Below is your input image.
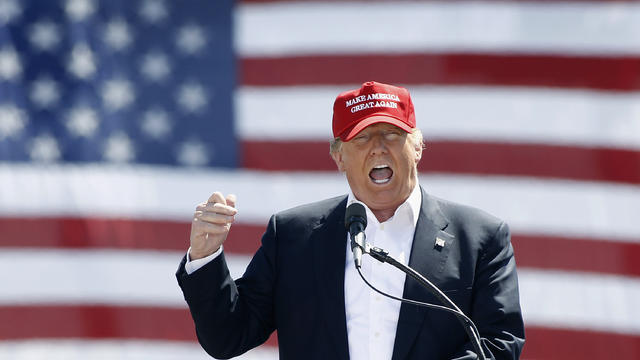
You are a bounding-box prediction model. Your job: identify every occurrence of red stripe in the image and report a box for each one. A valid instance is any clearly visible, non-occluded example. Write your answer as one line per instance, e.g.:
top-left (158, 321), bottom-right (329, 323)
top-left (512, 235), bottom-right (640, 277)
top-left (2, 218), bottom-right (640, 277)
top-left (240, 53), bottom-right (640, 92)
top-left (523, 326), bottom-right (640, 359)
top-left (0, 217), bottom-right (192, 251)
top-left (0, 217), bottom-right (264, 255)
top-left (0, 305), bottom-right (196, 341)
top-left (0, 217), bottom-right (266, 254)
top-left (241, 140), bottom-right (640, 185)
top-left (0, 305), bottom-right (278, 347)
top-left (1, 305), bottom-right (638, 359)
top-left (241, 141), bottom-right (336, 172)
top-left (241, 0), bottom-right (633, 3)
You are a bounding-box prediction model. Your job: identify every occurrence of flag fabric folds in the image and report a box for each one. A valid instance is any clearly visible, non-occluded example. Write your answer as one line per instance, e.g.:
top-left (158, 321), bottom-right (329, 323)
top-left (1, 1), bottom-right (640, 359)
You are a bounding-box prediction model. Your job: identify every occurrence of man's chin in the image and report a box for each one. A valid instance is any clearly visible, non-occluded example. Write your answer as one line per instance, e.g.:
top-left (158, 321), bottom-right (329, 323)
top-left (362, 187), bottom-right (402, 204)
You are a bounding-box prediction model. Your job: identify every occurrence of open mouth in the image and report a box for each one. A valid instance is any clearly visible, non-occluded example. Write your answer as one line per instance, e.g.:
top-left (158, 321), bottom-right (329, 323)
top-left (369, 164), bottom-right (393, 184)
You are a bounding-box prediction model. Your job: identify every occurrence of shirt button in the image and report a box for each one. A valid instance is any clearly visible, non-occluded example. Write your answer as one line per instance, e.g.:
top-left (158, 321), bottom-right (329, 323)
top-left (375, 332), bottom-right (380, 338)
top-left (376, 295), bottom-right (381, 301)
top-left (380, 224), bottom-right (385, 230)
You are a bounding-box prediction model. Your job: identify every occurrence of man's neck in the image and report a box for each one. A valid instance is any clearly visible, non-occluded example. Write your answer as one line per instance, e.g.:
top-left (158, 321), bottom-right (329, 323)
top-left (371, 208), bottom-right (396, 223)
top-left (351, 183), bottom-right (421, 224)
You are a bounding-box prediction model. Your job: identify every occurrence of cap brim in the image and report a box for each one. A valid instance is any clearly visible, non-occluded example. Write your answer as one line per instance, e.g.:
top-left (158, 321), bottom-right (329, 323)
top-left (340, 114), bottom-right (414, 141)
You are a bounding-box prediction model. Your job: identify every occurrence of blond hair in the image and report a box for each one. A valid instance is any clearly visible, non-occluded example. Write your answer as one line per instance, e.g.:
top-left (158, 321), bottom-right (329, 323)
top-left (329, 128), bottom-right (424, 155)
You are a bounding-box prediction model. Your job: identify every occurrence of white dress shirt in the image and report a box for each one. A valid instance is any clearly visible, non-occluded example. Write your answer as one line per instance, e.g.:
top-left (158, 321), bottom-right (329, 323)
top-left (184, 184), bottom-right (422, 360)
top-left (344, 184), bottom-right (421, 360)
top-left (184, 245), bottom-right (222, 274)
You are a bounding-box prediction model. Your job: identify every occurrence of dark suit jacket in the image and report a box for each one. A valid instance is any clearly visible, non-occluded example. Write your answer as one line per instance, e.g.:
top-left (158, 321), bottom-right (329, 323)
top-left (176, 187), bottom-right (525, 359)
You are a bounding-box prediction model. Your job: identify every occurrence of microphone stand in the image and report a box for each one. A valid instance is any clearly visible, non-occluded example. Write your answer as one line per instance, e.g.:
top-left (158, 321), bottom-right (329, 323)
top-left (361, 242), bottom-right (487, 360)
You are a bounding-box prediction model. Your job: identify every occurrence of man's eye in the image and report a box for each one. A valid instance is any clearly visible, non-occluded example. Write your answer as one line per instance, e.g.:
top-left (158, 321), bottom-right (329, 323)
top-left (384, 131), bottom-right (401, 139)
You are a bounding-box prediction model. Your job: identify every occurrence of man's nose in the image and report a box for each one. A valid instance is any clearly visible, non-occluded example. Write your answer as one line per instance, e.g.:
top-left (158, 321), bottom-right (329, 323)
top-left (370, 134), bottom-right (388, 155)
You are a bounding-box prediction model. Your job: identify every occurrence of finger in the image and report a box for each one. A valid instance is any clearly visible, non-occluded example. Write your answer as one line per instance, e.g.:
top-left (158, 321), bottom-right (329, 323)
top-left (195, 221), bottom-right (231, 236)
top-left (226, 194), bottom-right (237, 209)
top-left (201, 202), bottom-right (237, 215)
top-left (195, 211), bottom-right (235, 224)
top-left (207, 191), bottom-right (226, 205)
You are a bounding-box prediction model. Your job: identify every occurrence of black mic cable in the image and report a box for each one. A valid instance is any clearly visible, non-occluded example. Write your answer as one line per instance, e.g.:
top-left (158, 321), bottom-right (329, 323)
top-left (358, 246), bottom-right (486, 360)
top-left (356, 265), bottom-right (473, 320)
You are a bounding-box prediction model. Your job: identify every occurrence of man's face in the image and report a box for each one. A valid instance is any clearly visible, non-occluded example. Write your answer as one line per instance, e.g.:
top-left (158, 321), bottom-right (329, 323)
top-left (332, 122), bottom-right (422, 215)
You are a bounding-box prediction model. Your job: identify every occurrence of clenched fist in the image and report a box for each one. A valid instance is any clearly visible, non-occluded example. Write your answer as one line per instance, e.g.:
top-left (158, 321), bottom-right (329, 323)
top-left (189, 192), bottom-right (237, 260)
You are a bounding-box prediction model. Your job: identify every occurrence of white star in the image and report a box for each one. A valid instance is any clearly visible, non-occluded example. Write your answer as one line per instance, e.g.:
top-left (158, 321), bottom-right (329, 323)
top-left (103, 132), bottom-right (135, 163)
top-left (66, 105), bottom-right (99, 137)
top-left (65, 0), bottom-right (96, 22)
top-left (141, 108), bottom-right (171, 140)
top-left (176, 139), bottom-right (209, 167)
top-left (101, 78), bottom-right (135, 111)
top-left (0, 0), bottom-right (21, 25)
top-left (30, 76), bottom-right (60, 109)
top-left (140, 52), bottom-right (171, 82)
top-left (103, 18), bottom-right (133, 51)
top-left (0, 47), bottom-right (22, 81)
top-left (29, 20), bottom-right (61, 52)
top-left (176, 24), bottom-right (207, 55)
top-left (176, 82), bottom-right (208, 113)
top-left (67, 43), bottom-right (96, 79)
top-left (29, 133), bottom-right (61, 163)
top-left (0, 104), bottom-right (27, 139)
top-left (139, 0), bottom-right (167, 24)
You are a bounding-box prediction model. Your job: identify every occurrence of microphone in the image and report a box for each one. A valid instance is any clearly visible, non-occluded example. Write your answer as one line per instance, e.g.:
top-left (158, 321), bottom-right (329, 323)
top-left (345, 203), bottom-right (367, 268)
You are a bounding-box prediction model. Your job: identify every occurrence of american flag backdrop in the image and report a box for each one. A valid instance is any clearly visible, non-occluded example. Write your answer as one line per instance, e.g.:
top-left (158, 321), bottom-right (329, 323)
top-left (1, 0), bottom-right (640, 359)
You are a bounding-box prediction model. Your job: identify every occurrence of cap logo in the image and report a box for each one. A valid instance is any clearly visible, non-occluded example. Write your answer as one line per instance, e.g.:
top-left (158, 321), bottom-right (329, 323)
top-left (332, 81), bottom-right (415, 141)
top-left (345, 93), bottom-right (401, 114)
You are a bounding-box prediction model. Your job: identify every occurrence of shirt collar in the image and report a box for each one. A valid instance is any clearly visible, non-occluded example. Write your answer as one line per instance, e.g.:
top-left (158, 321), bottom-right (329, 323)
top-left (347, 182), bottom-right (422, 227)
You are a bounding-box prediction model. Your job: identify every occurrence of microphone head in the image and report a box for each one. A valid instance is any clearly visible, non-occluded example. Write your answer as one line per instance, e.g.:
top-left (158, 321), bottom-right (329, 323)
top-left (345, 202), bottom-right (367, 230)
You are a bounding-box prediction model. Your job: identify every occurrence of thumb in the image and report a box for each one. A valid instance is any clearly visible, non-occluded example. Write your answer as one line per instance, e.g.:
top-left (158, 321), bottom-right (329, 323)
top-left (226, 193), bottom-right (237, 209)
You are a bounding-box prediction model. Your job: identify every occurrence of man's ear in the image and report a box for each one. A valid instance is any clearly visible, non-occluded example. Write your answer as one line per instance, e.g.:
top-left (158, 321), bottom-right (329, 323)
top-left (414, 142), bottom-right (423, 163)
top-left (331, 150), bottom-right (345, 172)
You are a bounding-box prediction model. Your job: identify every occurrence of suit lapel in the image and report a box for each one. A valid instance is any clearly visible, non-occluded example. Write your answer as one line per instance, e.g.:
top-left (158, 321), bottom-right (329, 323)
top-left (392, 188), bottom-right (451, 360)
top-left (312, 196), bottom-right (350, 360)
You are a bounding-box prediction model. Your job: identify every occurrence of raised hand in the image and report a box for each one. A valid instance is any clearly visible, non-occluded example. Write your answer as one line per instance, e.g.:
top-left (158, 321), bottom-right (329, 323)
top-left (189, 192), bottom-right (237, 260)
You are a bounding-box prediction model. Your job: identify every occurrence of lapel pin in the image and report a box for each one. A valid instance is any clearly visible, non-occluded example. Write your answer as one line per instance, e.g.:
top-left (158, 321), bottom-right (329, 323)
top-left (434, 237), bottom-right (446, 250)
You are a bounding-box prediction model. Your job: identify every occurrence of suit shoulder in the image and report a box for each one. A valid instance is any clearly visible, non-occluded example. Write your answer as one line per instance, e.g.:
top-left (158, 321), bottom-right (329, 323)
top-left (429, 194), bottom-right (505, 229)
top-left (428, 194), bottom-right (511, 250)
top-left (275, 195), bottom-right (347, 223)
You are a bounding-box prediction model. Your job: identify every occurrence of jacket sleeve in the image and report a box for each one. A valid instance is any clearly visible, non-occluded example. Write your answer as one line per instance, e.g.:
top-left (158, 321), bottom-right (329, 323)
top-left (450, 221), bottom-right (526, 360)
top-left (175, 215), bottom-right (278, 359)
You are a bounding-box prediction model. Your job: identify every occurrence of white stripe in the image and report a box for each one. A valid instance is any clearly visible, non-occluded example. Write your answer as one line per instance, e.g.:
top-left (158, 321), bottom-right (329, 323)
top-left (1, 164), bottom-right (640, 242)
top-left (236, 86), bottom-right (640, 149)
top-left (237, 2), bottom-right (640, 56)
top-left (0, 249), bottom-right (251, 306)
top-left (236, 86), bottom-right (335, 140)
top-left (423, 174), bottom-right (640, 243)
top-left (519, 269), bottom-right (640, 335)
top-left (0, 340), bottom-right (277, 360)
top-left (2, 250), bottom-right (640, 336)
top-left (0, 163), bottom-right (349, 222)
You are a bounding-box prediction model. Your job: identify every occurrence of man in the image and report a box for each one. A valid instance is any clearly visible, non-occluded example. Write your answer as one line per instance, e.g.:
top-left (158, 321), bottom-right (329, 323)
top-left (176, 81), bottom-right (525, 359)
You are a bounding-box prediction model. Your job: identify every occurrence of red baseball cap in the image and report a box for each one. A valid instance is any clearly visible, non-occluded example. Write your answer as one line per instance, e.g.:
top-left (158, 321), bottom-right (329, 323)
top-left (332, 81), bottom-right (416, 141)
